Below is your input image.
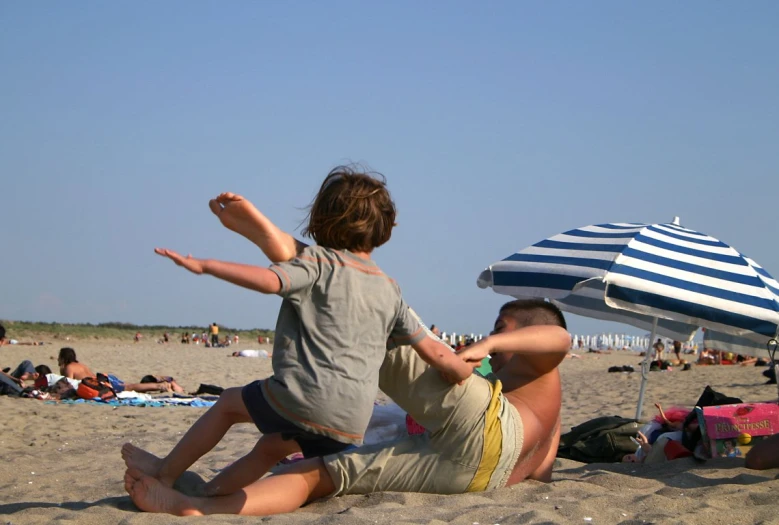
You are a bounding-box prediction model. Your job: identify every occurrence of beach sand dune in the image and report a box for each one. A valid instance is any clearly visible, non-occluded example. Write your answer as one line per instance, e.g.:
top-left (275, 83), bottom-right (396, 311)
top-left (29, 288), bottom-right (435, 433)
top-left (1, 342), bottom-right (777, 524)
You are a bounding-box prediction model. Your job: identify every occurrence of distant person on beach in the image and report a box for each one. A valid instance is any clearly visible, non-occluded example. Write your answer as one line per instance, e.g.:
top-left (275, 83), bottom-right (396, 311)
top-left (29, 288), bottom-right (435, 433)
top-left (672, 340), bottom-right (682, 362)
top-left (130, 167), bottom-right (471, 497)
top-left (0, 326), bottom-right (24, 395)
top-left (0, 324), bottom-right (44, 346)
top-left (653, 339), bottom-right (664, 361)
top-left (4, 360), bottom-right (51, 382)
top-left (123, 192), bottom-right (569, 517)
top-left (0, 369), bottom-right (23, 395)
top-left (58, 347), bottom-right (95, 380)
top-left (134, 332), bottom-right (142, 343)
top-left (231, 349), bottom-right (269, 358)
top-left (58, 347), bottom-right (183, 393)
top-left (209, 324), bottom-right (219, 347)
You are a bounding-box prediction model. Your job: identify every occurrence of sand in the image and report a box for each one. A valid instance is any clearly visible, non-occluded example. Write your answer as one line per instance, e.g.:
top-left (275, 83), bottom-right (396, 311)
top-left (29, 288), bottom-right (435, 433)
top-left (1, 341), bottom-right (777, 524)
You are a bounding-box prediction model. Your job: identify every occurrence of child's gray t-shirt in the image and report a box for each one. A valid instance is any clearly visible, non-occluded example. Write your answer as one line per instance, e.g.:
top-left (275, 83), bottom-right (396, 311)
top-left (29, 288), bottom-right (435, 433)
top-left (265, 244), bottom-right (425, 445)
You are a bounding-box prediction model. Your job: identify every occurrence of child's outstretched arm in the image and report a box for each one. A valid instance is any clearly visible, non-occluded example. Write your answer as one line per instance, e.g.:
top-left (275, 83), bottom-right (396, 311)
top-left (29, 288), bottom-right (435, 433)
top-left (411, 336), bottom-right (474, 384)
top-left (155, 248), bottom-right (281, 294)
top-left (457, 325), bottom-right (571, 375)
top-left (209, 192), bottom-right (306, 262)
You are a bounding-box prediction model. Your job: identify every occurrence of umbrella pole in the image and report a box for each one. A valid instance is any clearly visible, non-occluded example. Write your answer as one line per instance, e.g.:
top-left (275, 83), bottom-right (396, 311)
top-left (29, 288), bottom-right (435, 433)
top-left (769, 339), bottom-right (778, 402)
top-left (635, 317), bottom-right (659, 421)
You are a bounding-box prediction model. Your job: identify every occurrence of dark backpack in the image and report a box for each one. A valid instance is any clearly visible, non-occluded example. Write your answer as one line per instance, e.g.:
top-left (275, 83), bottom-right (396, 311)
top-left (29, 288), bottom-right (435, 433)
top-left (557, 416), bottom-right (641, 463)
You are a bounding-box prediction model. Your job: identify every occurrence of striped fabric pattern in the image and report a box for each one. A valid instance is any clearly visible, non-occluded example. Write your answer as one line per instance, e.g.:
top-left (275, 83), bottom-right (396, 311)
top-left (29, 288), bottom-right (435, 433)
top-left (703, 330), bottom-right (769, 358)
top-left (477, 222), bottom-right (779, 344)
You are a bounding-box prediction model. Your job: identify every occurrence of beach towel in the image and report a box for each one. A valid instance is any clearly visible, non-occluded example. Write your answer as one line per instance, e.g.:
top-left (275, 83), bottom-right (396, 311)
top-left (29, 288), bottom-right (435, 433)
top-left (46, 396), bottom-right (217, 408)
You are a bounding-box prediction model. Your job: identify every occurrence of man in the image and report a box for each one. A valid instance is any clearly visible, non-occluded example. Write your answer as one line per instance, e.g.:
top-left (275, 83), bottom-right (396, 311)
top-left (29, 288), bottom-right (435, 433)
top-left (209, 323), bottom-right (219, 347)
top-left (0, 325), bottom-right (24, 395)
top-left (123, 193), bottom-right (570, 516)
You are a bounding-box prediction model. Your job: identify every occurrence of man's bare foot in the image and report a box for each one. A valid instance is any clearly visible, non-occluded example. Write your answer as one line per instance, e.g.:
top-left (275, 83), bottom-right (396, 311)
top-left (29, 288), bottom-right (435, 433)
top-left (124, 468), bottom-right (203, 516)
top-left (209, 192), bottom-right (269, 248)
top-left (122, 444), bottom-right (174, 484)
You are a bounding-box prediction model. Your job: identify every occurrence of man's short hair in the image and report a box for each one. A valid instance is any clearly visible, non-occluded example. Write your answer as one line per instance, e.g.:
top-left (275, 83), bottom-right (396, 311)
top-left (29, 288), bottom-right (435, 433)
top-left (35, 364), bottom-right (52, 376)
top-left (498, 299), bottom-right (567, 330)
top-left (0, 324), bottom-right (5, 340)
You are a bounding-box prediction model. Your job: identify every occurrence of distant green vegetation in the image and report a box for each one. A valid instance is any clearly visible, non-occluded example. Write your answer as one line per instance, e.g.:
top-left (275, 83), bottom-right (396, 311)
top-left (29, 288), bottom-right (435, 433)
top-left (1, 320), bottom-right (274, 342)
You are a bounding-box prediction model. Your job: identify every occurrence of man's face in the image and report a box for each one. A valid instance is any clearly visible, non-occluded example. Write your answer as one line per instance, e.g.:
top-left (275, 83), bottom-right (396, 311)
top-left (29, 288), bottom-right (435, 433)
top-left (489, 314), bottom-right (518, 373)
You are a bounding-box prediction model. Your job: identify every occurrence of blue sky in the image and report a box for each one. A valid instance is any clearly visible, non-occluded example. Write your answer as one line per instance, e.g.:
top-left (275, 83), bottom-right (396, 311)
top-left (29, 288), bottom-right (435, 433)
top-left (2, 2), bottom-right (777, 338)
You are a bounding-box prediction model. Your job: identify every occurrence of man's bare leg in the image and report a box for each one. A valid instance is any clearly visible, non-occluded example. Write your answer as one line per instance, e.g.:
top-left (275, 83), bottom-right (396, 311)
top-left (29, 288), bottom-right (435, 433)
top-left (208, 192), bottom-right (301, 261)
top-left (204, 433), bottom-right (302, 496)
top-left (125, 458), bottom-right (335, 516)
top-left (122, 387), bottom-right (252, 486)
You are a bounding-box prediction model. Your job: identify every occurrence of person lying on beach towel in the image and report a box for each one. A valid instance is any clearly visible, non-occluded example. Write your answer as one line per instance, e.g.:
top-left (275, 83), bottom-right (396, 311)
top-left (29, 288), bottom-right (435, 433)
top-left (123, 196), bottom-right (569, 516)
top-left (57, 348), bottom-right (184, 394)
top-left (230, 349), bottom-right (270, 358)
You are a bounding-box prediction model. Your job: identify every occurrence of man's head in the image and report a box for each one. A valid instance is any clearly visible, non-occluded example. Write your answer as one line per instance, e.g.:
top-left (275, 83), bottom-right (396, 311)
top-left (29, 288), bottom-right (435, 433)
top-left (0, 323), bottom-right (5, 345)
top-left (35, 364), bottom-right (52, 377)
top-left (303, 165), bottom-right (396, 253)
top-left (490, 299), bottom-right (567, 373)
top-left (58, 347), bottom-right (77, 366)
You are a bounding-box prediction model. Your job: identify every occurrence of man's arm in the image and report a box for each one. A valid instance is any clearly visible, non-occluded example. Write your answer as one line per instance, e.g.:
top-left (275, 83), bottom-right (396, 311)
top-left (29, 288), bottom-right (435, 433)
top-left (411, 336), bottom-right (473, 384)
top-left (458, 325), bottom-right (571, 375)
top-left (155, 249), bottom-right (281, 294)
top-left (1, 370), bottom-right (23, 387)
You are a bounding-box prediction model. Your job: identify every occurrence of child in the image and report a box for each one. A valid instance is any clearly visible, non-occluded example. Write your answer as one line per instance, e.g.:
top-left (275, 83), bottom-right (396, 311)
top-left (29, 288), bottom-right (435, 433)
top-left (123, 166), bottom-right (472, 495)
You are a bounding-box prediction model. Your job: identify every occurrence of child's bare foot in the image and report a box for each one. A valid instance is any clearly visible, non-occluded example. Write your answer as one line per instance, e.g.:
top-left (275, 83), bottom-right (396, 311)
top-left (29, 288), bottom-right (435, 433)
top-left (122, 444), bottom-right (171, 483)
top-left (209, 193), bottom-right (269, 248)
top-left (124, 468), bottom-right (203, 516)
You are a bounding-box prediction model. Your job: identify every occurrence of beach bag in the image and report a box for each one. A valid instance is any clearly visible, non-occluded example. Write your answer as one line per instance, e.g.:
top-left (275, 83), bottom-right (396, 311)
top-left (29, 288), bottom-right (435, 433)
top-left (557, 416), bottom-right (641, 463)
top-left (77, 374), bottom-right (116, 401)
top-left (681, 385), bottom-right (743, 453)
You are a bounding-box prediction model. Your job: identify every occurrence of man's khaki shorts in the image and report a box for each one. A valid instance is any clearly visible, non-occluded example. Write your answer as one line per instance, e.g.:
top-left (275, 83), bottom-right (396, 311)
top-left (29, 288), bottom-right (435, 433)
top-left (323, 345), bottom-right (523, 495)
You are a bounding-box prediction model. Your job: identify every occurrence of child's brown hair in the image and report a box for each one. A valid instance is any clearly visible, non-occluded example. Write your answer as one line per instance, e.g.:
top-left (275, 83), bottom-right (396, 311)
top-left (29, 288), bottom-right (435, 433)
top-left (302, 165), bottom-right (396, 252)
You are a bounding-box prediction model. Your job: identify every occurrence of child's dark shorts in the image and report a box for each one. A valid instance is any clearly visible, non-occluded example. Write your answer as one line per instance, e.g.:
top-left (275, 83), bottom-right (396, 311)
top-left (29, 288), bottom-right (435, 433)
top-left (241, 380), bottom-right (355, 458)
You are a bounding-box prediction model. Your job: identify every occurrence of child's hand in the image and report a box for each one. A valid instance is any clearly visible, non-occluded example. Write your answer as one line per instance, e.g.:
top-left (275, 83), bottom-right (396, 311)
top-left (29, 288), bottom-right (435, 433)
top-left (636, 431), bottom-right (652, 453)
top-left (155, 248), bottom-right (205, 275)
top-left (457, 339), bottom-right (492, 368)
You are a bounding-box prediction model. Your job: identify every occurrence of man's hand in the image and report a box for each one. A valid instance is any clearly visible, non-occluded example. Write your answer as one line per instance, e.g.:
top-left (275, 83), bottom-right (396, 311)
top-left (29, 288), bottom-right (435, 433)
top-left (154, 248), bottom-right (205, 275)
top-left (439, 358), bottom-right (473, 385)
top-left (457, 338), bottom-right (493, 368)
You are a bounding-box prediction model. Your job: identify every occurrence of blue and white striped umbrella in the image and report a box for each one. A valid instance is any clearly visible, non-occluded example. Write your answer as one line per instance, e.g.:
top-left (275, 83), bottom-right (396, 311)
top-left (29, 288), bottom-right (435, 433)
top-left (477, 219), bottom-right (779, 417)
